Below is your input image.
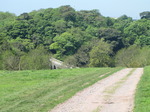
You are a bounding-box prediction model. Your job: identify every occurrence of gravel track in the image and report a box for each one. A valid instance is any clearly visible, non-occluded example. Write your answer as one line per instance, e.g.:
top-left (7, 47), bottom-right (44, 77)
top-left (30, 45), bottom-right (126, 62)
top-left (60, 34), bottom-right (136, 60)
top-left (100, 68), bottom-right (143, 112)
top-left (49, 68), bottom-right (143, 112)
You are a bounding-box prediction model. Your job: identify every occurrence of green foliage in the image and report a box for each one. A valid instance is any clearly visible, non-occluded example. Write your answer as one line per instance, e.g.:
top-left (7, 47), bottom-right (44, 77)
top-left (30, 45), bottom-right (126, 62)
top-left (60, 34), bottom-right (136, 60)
top-left (123, 19), bottom-right (150, 46)
top-left (96, 27), bottom-right (122, 51)
top-left (135, 35), bottom-right (150, 46)
top-left (2, 50), bottom-right (20, 70)
top-left (134, 66), bottom-right (150, 112)
top-left (0, 67), bottom-right (121, 112)
top-left (113, 15), bottom-right (132, 32)
top-left (53, 20), bottom-right (67, 34)
top-left (115, 45), bottom-right (150, 67)
top-left (0, 46), bottom-right (50, 70)
top-left (0, 12), bottom-right (16, 28)
top-left (140, 11), bottom-right (150, 19)
top-left (76, 9), bottom-right (104, 28)
top-left (17, 13), bottom-right (32, 20)
top-left (50, 32), bottom-right (75, 57)
top-left (50, 28), bottom-right (88, 58)
top-left (89, 39), bottom-right (113, 67)
top-left (20, 47), bottom-right (50, 70)
top-left (64, 43), bottom-right (93, 67)
top-left (1, 6), bottom-right (150, 69)
top-left (59, 5), bottom-right (76, 22)
top-left (9, 37), bottom-right (34, 52)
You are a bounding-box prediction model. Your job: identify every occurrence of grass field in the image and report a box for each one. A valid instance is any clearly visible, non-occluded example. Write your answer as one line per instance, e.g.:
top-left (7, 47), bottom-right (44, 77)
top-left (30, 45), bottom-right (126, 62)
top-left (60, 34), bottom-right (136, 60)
top-left (134, 66), bottom-right (150, 112)
top-left (0, 67), bottom-right (121, 112)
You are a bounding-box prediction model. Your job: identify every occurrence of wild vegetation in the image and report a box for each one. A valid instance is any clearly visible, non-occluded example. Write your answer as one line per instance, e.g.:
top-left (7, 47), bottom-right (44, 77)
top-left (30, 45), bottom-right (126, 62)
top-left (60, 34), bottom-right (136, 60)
top-left (0, 6), bottom-right (150, 111)
top-left (0, 67), bottom-right (121, 112)
top-left (134, 66), bottom-right (150, 112)
top-left (0, 6), bottom-right (150, 70)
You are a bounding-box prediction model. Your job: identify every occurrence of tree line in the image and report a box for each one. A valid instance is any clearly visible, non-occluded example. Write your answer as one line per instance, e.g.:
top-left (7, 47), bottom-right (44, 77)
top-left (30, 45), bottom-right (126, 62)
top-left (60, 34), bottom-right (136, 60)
top-left (0, 5), bottom-right (150, 70)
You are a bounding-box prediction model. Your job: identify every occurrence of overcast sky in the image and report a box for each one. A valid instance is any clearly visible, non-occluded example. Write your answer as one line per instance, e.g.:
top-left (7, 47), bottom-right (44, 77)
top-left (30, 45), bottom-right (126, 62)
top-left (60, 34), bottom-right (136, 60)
top-left (1, 0), bottom-right (150, 19)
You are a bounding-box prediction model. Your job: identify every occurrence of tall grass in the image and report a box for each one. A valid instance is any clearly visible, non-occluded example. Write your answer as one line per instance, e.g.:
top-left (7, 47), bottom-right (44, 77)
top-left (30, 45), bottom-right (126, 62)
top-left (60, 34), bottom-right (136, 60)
top-left (0, 67), bottom-right (121, 112)
top-left (134, 66), bottom-right (150, 112)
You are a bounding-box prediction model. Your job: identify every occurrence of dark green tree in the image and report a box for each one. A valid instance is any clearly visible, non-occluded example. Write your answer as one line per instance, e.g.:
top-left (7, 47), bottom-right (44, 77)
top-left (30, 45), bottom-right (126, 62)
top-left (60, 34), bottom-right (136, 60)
top-left (140, 11), bottom-right (150, 19)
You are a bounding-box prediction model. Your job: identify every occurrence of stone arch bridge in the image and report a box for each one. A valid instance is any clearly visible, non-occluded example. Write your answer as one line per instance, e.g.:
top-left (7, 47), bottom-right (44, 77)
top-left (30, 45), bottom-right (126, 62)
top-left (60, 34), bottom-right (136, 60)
top-left (50, 58), bottom-right (69, 69)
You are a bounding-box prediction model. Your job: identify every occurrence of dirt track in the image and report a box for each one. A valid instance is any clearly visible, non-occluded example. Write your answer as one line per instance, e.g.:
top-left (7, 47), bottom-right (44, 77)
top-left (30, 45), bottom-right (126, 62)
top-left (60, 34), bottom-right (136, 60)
top-left (49, 68), bottom-right (143, 112)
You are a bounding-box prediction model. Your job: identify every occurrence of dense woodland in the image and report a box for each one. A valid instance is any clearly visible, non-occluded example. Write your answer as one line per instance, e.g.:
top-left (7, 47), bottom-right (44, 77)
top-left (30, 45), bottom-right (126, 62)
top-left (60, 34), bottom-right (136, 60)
top-left (0, 5), bottom-right (150, 70)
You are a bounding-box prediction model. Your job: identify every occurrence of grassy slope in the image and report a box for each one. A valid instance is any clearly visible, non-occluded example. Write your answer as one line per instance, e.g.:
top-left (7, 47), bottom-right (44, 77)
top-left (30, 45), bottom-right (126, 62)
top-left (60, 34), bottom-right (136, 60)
top-left (0, 67), bottom-right (121, 112)
top-left (134, 66), bottom-right (150, 112)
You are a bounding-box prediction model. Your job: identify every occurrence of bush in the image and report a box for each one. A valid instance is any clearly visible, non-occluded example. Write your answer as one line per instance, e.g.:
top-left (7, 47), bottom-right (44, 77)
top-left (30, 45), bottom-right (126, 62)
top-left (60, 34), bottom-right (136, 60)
top-left (64, 44), bottom-right (91, 67)
top-left (115, 45), bottom-right (150, 67)
top-left (89, 39), bottom-right (113, 67)
top-left (2, 50), bottom-right (20, 70)
top-left (20, 47), bottom-right (50, 70)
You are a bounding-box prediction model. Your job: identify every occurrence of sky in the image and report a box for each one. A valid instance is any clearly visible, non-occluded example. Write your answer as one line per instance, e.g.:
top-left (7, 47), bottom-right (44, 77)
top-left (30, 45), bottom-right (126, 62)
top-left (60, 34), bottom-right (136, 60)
top-left (0, 0), bottom-right (150, 19)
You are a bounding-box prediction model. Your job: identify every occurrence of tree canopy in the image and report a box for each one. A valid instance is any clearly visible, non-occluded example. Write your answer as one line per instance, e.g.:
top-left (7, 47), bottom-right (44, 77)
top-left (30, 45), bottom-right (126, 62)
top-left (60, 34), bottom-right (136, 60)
top-left (0, 5), bottom-right (150, 69)
top-left (140, 11), bottom-right (150, 19)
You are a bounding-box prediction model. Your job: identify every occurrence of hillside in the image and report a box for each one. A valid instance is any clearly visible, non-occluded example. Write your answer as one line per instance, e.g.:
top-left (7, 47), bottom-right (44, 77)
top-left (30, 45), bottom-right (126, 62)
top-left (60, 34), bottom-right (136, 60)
top-left (0, 6), bottom-right (150, 70)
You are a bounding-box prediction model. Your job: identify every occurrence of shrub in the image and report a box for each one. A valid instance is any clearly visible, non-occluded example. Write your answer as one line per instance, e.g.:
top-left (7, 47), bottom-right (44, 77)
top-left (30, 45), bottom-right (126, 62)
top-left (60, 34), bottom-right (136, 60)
top-left (115, 45), bottom-right (150, 67)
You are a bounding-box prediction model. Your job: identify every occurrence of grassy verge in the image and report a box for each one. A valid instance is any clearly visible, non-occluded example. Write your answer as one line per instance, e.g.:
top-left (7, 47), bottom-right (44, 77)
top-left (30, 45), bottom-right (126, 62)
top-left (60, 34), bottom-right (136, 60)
top-left (134, 66), bottom-right (150, 112)
top-left (0, 67), bottom-right (122, 112)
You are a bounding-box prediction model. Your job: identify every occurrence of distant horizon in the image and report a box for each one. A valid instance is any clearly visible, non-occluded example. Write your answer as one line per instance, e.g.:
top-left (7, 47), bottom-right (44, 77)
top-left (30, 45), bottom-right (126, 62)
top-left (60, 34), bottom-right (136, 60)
top-left (1, 5), bottom-right (142, 19)
top-left (1, 0), bottom-right (150, 19)
top-left (0, 5), bottom-right (144, 20)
